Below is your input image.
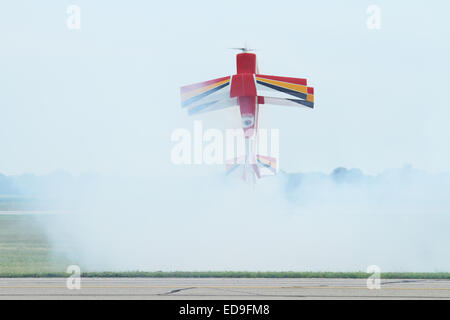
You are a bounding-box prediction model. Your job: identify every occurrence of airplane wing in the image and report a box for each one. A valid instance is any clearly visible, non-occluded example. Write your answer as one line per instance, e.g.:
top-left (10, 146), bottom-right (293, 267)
top-left (255, 74), bottom-right (314, 109)
top-left (180, 76), bottom-right (238, 115)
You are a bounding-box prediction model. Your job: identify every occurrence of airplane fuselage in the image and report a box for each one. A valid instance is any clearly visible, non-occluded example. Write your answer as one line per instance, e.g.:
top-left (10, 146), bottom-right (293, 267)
top-left (229, 53), bottom-right (260, 139)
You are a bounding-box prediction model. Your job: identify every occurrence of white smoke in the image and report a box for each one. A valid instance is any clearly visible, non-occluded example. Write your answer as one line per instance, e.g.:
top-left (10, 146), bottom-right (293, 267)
top-left (31, 165), bottom-right (450, 272)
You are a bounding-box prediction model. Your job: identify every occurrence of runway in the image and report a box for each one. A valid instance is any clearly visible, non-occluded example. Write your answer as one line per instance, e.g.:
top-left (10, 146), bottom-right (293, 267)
top-left (1, 278), bottom-right (450, 299)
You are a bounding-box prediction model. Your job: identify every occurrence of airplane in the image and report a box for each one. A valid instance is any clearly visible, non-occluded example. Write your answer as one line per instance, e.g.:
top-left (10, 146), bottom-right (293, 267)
top-left (180, 47), bottom-right (314, 183)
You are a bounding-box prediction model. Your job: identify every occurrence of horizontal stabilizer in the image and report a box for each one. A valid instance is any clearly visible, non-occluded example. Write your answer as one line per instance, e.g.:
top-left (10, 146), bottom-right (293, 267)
top-left (256, 154), bottom-right (277, 175)
top-left (226, 156), bottom-right (245, 175)
top-left (226, 155), bottom-right (277, 179)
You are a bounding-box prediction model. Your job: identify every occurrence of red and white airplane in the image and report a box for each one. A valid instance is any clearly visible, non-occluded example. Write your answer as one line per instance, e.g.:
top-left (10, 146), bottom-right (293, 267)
top-left (180, 48), bottom-right (314, 182)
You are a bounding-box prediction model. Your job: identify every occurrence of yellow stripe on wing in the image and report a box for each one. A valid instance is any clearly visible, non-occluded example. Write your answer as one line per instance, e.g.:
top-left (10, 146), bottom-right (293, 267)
top-left (181, 78), bottom-right (230, 101)
top-left (256, 77), bottom-right (308, 94)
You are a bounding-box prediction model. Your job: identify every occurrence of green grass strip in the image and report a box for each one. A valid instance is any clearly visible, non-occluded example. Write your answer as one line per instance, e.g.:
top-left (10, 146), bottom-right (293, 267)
top-left (0, 271), bottom-right (449, 279)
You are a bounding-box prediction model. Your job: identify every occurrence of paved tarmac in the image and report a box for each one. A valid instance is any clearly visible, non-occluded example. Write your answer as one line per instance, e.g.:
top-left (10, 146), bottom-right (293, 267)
top-left (1, 278), bottom-right (449, 299)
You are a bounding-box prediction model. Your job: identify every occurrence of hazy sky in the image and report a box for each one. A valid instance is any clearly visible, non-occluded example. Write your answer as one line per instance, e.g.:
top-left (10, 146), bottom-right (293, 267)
top-left (1, 1), bottom-right (449, 176)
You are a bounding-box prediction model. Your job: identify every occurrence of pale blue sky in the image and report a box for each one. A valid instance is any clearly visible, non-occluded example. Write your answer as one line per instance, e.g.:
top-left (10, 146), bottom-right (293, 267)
top-left (1, 1), bottom-right (449, 176)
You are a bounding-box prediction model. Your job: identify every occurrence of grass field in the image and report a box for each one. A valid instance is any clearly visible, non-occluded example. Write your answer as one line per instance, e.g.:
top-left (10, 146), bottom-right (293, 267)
top-left (1, 271), bottom-right (449, 279)
top-left (0, 214), bottom-right (71, 274)
top-left (1, 213), bottom-right (449, 279)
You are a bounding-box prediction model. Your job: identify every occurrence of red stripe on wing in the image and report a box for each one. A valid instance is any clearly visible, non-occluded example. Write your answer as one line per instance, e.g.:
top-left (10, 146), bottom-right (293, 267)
top-left (256, 74), bottom-right (307, 86)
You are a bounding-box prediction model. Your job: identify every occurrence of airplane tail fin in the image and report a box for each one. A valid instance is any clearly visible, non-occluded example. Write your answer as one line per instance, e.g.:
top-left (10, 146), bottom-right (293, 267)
top-left (226, 155), bottom-right (277, 181)
top-left (255, 154), bottom-right (277, 176)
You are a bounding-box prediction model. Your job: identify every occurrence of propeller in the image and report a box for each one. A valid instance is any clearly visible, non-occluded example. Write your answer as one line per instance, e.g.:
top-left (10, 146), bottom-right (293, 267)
top-left (229, 42), bottom-right (255, 53)
top-left (230, 47), bottom-right (255, 53)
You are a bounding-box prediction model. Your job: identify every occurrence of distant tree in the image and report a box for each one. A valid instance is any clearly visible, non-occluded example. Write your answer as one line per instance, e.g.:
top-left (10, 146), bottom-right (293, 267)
top-left (0, 173), bottom-right (16, 194)
top-left (332, 167), bottom-right (363, 183)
